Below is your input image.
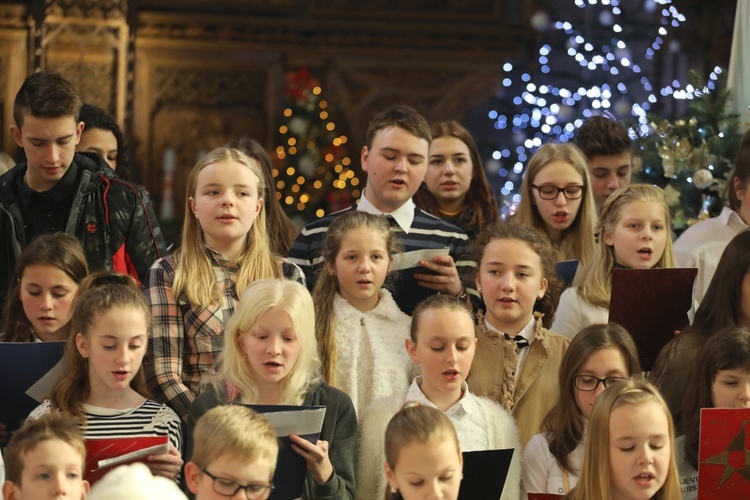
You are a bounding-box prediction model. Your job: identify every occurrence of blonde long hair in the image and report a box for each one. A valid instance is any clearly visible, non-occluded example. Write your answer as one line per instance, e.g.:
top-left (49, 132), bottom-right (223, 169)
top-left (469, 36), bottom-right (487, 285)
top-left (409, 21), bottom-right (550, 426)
top-left (206, 279), bottom-right (321, 405)
top-left (566, 379), bottom-right (681, 500)
top-left (577, 183), bottom-right (675, 308)
top-left (516, 143), bottom-right (597, 266)
top-left (172, 147), bottom-right (281, 308)
top-left (312, 211), bottom-right (399, 385)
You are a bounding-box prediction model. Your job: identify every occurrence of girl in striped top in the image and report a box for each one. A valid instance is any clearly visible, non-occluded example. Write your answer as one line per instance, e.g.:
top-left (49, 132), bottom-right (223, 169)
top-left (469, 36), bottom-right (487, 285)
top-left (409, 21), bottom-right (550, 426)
top-left (29, 272), bottom-right (183, 481)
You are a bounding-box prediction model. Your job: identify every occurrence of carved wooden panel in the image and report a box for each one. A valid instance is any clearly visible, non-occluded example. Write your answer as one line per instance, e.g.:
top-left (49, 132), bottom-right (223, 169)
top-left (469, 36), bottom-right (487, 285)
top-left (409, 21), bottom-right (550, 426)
top-left (132, 44), bottom-right (282, 223)
top-left (0, 4), bottom-right (29, 156)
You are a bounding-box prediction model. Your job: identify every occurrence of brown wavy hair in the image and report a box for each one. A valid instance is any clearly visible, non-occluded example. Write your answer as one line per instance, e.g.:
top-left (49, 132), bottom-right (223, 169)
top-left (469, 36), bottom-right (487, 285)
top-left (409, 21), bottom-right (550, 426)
top-left (49, 272), bottom-right (151, 424)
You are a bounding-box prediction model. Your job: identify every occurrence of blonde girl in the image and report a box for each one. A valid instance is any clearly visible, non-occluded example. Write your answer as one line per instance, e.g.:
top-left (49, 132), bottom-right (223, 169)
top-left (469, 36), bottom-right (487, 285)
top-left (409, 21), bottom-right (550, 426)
top-left (552, 184), bottom-right (675, 338)
top-left (144, 146), bottom-right (303, 419)
top-left (187, 278), bottom-right (357, 500)
top-left (564, 379), bottom-right (680, 500)
top-left (29, 272), bottom-right (183, 481)
top-left (523, 323), bottom-right (640, 497)
top-left (313, 211), bottom-right (412, 415)
top-left (2, 233), bottom-right (88, 342)
top-left (516, 143), bottom-right (597, 266)
top-left (468, 220), bottom-right (569, 447)
top-left (359, 294), bottom-right (521, 500)
top-left (383, 404), bottom-right (463, 500)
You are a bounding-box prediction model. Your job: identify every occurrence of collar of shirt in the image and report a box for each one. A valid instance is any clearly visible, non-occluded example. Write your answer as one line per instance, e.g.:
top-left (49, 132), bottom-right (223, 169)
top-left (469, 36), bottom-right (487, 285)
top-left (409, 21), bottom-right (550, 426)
top-left (16, 160), bottom-right (79, 207)
top-left (405, 376), bottom-right (478, 417)
top-left (483, 315), bottom-right (537, 349)
top-left (721, 205), bottom-right (749, 232)
top-left (357, 189), bottom-right (416, 234)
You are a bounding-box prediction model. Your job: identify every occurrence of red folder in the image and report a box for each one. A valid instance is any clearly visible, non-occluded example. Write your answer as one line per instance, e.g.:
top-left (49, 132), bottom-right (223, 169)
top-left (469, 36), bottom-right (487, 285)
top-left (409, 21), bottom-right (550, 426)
top-left (84, 435), bottom-right (169, 484)
top-left (608, 268), bottom-right (697, 371)
top-left (527, 494), bottom-right (564, 500)
top-left (698, 408), bottom-right (750, 499)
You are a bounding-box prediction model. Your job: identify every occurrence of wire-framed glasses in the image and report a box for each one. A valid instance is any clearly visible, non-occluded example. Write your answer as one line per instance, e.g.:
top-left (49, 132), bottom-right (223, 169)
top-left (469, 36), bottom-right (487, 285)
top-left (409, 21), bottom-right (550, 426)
top-left (574, 375), bottom-right (627, 392)
top-left (202, 469), bottom-right (275, 500)
top-left (532, 184), bottom-right (584, 200)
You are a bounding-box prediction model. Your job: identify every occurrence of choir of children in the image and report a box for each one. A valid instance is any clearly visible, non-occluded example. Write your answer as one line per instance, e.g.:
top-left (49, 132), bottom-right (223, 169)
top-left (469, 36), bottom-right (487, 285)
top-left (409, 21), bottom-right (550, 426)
top-left (2, 74), bottom-right (746, 499)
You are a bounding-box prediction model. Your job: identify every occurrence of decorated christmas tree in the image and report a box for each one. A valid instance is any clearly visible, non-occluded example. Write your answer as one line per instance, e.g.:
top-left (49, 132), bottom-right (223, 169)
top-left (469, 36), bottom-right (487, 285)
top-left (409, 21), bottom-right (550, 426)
top-left (274, 68), bottom-right (359, 221)
top-left (634, 70), bottom-right (744, 232)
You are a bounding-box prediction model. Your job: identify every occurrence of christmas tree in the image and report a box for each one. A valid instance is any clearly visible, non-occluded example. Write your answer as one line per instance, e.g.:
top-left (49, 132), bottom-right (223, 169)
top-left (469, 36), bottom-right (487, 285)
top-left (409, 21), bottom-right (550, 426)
top-left (634, 70), bottom-right (744, 232)
top-left (274, 68), bottom-right (359, 221)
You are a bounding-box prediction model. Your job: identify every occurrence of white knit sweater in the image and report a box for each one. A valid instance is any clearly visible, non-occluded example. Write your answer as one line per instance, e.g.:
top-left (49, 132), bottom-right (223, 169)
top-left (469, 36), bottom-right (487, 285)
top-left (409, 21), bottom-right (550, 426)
top-left (332, 290), bottom-right (413, 416)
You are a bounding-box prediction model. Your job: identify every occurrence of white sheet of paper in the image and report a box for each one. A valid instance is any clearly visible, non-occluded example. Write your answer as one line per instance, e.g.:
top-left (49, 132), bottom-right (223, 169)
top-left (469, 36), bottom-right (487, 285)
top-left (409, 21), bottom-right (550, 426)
top-left (96, 441), bottom-right (170, 470)
top-left (263, 407), bottom-right (327, 437)
top-left (391, 248), bottom-right (450, 271)
top-left (26, 356), bottom-right (70, 403)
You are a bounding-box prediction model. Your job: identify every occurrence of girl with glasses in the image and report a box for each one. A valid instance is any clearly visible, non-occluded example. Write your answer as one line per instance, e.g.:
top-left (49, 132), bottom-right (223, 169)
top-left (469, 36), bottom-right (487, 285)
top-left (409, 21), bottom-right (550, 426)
top-left (516, 143), bottom-right (597, 267)
top-left (523, 323), bottom-right (640, 498)
top-left (551, 184), bottom-right (675, 338)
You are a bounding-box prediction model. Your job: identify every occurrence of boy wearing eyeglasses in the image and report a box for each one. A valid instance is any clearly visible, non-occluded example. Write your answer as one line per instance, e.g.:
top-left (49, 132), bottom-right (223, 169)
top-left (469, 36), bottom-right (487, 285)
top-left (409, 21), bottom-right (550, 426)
top-left (185, 406), bottom-right (278, 500)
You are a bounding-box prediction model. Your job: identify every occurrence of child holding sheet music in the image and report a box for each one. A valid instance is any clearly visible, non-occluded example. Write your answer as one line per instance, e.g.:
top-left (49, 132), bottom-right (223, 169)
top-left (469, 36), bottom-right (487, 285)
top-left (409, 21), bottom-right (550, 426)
top-left (552, 184), bottom-right (675, 338)
top-left (187, 278), bottom-right (357, 500)
top-left (358, 294), bottom-right (521, 500)
top-left (515, 143), bottom-right (597, 267)
top-left (383, 404), bottom-right (463, 500)
top-left (678, 325), bottom-right (750, 499)
top-left (185, 405), bottom-right (278, 500)
top-left (523, 323), bottom-right (640, 497)
top-left (563, 379), bottom-right (681, 500)
top-left (651, 229), bottom-right (750, 433)
top-left (1, 233), bottom-right (88, 342)
top-left (312, 211), bottom-right (412, 415)
top-left (28, 272), bottom-right (183, 481)
top-left (2, 413), bottom-right (90, 500)
top-left (143, 147), bottom-right (303, 420)
top-left (467, 220), bottom-right (569, 447)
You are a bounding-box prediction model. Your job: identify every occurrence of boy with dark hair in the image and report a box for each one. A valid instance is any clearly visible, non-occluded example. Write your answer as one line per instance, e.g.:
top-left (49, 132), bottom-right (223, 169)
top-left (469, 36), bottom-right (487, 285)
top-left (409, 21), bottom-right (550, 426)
top-left (575, 115), bottom-right (633, 210)
top-left (2, 413), bottom-right (90, 500)
top-left (288, 104), bottom-right (475, 315)
top-left (0, 71), bottom-right (166, 311)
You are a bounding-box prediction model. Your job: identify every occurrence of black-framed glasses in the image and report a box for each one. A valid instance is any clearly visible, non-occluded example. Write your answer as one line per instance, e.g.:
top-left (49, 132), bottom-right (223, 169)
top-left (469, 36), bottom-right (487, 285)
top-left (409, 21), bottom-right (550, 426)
top-left (532, 184), bottom-right (584, 200)
top-left (202, 469), bottom-right (275, 500)
top-left (574, 375), bottom-right (627, 392)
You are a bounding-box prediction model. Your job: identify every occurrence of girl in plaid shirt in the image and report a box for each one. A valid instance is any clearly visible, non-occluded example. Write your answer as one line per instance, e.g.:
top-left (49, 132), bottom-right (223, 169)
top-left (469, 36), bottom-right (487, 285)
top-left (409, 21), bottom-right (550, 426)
top-left (143, 147), bottom-right (303, 419)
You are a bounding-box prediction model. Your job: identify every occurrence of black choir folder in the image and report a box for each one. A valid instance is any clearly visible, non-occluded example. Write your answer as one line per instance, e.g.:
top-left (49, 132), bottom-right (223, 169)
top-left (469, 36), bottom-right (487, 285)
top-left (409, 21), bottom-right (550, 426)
top-left (608, 268), bottom-right (697, 371)
top-left (245, 404), bottom-right (326, 500)
top-left (0, 341), bottom-right (67, 435)
top-left (457, 448), bottom-right (514, 500)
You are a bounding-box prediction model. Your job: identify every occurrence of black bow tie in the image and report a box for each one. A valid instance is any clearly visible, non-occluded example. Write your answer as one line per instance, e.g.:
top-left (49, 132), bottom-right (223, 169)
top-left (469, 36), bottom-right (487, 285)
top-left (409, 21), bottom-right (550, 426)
top-left (504, 333), bottom-right (529, 349)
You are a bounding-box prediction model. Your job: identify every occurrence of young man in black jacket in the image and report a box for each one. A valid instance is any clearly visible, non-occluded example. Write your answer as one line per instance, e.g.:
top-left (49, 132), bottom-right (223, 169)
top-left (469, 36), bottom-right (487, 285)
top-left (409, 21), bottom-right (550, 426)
top-left (0, 71), bottom-right (166, 312)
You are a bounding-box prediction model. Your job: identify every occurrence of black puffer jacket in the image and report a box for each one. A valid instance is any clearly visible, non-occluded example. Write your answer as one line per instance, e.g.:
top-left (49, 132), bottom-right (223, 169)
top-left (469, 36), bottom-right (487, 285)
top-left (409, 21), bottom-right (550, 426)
top-left (0, 152), bottom-right (166, 310)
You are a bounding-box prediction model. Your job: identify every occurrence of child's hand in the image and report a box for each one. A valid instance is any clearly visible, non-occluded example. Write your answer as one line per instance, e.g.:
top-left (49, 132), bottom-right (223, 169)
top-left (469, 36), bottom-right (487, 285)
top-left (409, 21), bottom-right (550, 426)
top-left (147, 444), bottom-right (184, 480)
top-left (290, 434), bottom-right (334, 485)
top-left (413, 255), bottom-right (463, 296)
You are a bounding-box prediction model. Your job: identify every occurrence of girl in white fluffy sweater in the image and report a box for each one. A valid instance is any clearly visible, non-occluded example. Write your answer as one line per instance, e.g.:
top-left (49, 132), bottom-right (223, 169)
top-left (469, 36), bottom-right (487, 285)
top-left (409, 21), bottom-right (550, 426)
top-left (312, 211), bottom-right (413, 416)
top-left (358, 294), bottom-right (522, 500)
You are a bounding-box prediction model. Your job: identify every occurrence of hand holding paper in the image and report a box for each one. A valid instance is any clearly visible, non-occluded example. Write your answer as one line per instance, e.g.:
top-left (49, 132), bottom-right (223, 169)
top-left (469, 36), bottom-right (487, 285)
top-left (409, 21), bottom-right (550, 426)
top-left (146, 443), bottom-right (184, 480)
top-left (414, 254), bottom-right (462, 296)
top-left (290, 434), bottom-right (334, 485)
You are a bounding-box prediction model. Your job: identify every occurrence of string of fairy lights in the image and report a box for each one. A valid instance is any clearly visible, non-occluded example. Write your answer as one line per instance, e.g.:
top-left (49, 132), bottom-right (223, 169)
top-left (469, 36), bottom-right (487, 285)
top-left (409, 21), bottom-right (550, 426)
top-left (273, 79), bottom-right (360, 218)
top-left (484, 0), bottom-right (722, 206)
